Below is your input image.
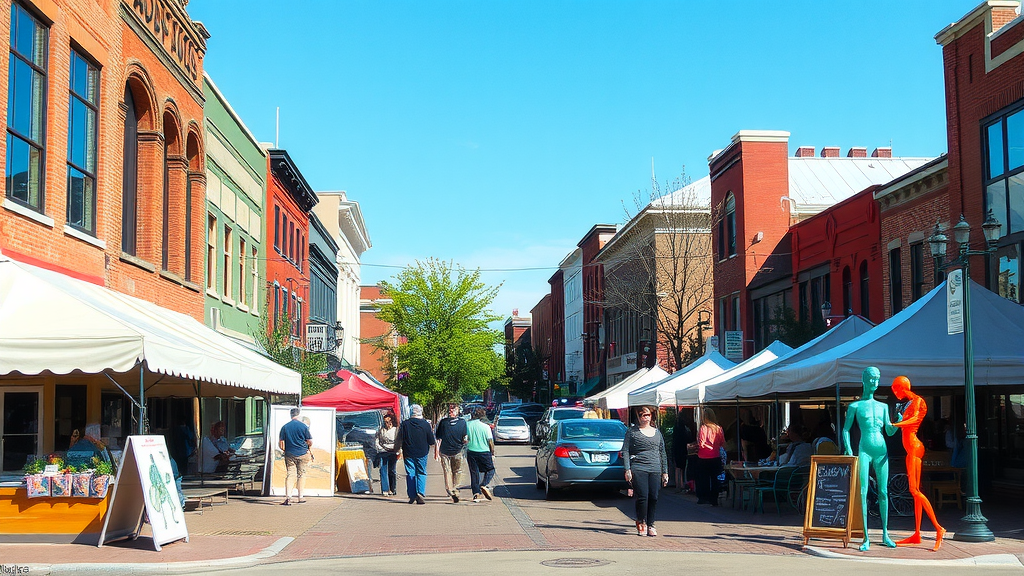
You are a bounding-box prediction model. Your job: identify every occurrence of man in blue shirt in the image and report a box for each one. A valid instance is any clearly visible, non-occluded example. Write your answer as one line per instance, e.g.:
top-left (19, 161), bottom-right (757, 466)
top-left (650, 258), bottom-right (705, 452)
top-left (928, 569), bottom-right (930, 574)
top-left (279, 407), bottom-right (313, 505)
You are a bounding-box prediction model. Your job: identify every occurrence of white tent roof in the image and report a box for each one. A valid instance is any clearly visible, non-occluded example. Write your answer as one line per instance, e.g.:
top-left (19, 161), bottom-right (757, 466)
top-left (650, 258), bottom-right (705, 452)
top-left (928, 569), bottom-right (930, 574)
top-left (0, 255), bottom-right (301, 394)
top-left (758, 280), bottom-right (1024, 396)
top-left (588, 366), bottom-right (670, 411)
top-left (675, 341), bottom-right (793, 405)
top-left (627, 349), bottom-right (735, 407)
top-left (704, 315), bottom-right (875, 403)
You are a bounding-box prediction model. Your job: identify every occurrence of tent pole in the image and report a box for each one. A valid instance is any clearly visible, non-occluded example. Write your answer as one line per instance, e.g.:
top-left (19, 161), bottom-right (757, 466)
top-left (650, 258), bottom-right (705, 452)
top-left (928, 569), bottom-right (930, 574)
top-left (835, 382), bottom-right (843, 453)
top-left (138, 362), bottom-right (146, 435)
top-left (198, 381), bottom-right (203, 480)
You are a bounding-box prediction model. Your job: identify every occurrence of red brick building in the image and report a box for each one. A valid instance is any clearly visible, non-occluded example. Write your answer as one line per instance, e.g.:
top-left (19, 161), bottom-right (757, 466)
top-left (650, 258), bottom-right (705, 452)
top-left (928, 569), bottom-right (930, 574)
top-left (0, 0), bottom-right (208, 319)
top-left (578, 224), bottom-right (616, 391)
top-left (529, 293), bottom-right (552, 400)
top-left (547, 269), bottom-right (565, 388)
top-left (709, 130), bottom-right (931, 360)
top-left (265, 149), bottom-right (317, 343)
top-left (359, 284), bottom-right (397, 384)
top-left (875, 156), bottom-right (950, 317)
top-left (789, 186), bottom-right (885, 328)
top-left (936, 2), bottom-right (1024, 302)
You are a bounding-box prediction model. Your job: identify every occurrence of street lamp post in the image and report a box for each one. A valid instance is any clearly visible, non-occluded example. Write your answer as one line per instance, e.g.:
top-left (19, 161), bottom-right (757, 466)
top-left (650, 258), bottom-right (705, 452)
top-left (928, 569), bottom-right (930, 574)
top-left (696, 309), bottom-right (711, 355)
top-left (927, 212), bottom-right (1001, 543)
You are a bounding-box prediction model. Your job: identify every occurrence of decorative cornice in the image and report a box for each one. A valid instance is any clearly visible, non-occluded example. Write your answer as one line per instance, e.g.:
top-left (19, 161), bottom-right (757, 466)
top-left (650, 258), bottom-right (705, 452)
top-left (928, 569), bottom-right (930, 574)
top-left (268, 149), bottom-right (318, 212)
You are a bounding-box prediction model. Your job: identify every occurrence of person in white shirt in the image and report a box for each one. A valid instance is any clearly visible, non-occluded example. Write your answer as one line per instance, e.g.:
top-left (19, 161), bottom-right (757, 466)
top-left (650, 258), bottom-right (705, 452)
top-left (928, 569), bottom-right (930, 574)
top-left (200, 421), bottom-right (234, 473)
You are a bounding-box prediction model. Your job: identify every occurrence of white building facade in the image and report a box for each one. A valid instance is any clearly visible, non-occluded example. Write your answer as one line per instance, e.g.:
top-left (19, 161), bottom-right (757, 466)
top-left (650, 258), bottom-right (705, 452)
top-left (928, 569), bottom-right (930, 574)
top-left (312, 191), bottom-right (371, 365)
top-left (561, 248), bottom-right (584, 388)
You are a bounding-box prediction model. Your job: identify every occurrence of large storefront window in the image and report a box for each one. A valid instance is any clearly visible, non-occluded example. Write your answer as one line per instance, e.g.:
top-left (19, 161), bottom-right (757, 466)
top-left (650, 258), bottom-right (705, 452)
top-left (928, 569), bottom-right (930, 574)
top-left (6, 3), bottom-right (48, 212)
top-left (984, 103), bottom-right (1024, 235)
top-left (1, 388), bottom-right (42, 472)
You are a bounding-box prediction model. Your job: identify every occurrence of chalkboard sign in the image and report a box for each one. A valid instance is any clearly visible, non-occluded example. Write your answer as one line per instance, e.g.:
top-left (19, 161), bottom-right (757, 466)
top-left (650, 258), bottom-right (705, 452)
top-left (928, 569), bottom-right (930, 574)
top-left (803, 455), bottom-right (862, 547)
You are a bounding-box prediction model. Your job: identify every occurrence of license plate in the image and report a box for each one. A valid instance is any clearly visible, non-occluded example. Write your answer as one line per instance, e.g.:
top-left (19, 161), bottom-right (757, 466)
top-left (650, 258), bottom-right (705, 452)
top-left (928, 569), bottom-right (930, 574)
top-left (592, 453), bottom-right (610, 463)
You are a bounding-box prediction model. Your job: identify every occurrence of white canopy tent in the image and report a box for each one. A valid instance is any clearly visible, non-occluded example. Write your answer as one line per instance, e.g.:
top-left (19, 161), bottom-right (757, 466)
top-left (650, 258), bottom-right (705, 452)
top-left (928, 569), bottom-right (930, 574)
top-left (702, 315), bottom-right (875, 403)
top-left (757, 280), bottom-right (1024, 396)
top-left (0, 255), bottom-right (301, 396)
top-left (587, 366), bottom-right (670, 411)
top-left (674, 341), bottom-right (793, 406)
top-left (627, 349), bottom-right (735, 407)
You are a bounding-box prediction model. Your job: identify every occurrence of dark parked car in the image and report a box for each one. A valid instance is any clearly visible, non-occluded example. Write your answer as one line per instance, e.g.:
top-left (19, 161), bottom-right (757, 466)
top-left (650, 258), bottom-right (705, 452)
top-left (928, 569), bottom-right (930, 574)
top-left (535, 418), bottom-right (629, 499)
top-left (533, 407), bottom-right (586, 446)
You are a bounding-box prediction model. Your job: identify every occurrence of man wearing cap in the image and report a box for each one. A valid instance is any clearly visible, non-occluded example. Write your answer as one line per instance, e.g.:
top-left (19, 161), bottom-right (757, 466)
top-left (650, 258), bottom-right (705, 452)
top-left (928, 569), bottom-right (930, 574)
top-left (434, 403), bottom-right (468, 503)
top-left (397, 404), bottom-right (435, 504)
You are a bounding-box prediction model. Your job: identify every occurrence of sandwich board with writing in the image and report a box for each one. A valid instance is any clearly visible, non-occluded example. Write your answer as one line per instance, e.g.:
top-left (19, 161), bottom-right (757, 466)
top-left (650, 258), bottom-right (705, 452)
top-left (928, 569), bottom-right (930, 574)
top-left (98, 435), bottom-right (188, 551)
top-left (803, 455), bottom-right (863, 547)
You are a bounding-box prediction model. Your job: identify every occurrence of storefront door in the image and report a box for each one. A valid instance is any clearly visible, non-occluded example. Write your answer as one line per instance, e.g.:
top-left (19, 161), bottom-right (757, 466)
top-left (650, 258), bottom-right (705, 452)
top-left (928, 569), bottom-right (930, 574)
top-left (0, 387), bottom-right (43, 472)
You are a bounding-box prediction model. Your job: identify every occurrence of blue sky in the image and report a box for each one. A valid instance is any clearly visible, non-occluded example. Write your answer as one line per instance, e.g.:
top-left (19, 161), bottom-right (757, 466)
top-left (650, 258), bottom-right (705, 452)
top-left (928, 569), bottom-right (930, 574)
top-left (191, 0), bottom-right (963, 321)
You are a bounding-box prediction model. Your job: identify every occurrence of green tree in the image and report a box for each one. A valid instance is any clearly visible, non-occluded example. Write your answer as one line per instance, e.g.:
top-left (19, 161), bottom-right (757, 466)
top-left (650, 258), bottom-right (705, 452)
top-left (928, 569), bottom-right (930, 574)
top-left (253, 318), bottom-right (329, 397)
top-left (373, 259), bottom-right (505, 420)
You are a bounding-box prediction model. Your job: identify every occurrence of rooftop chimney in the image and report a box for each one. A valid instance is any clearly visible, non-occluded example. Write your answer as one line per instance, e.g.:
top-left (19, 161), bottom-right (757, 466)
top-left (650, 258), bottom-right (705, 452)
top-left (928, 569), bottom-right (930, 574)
top-left (795, 146), bottom-right (815, 157)
top-left (847, 147), bottom-right (867, 158)
top-left (871, 147), bottom-right (892, 158)
top-left (820, 146), bottom-right (840, 158)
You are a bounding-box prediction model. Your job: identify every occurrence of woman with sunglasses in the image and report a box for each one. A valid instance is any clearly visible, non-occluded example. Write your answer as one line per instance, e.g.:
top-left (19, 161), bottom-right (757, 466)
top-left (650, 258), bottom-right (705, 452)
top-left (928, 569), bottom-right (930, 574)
top-left (622, 405), bottom-right (668, 536)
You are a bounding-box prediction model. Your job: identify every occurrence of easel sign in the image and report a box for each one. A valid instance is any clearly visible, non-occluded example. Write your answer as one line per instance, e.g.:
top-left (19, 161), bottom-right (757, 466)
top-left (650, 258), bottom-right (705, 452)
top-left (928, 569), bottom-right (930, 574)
top-left (803, 455), bottom-right (863, 547)
top-left (98, 435), bottom-right (188, 551)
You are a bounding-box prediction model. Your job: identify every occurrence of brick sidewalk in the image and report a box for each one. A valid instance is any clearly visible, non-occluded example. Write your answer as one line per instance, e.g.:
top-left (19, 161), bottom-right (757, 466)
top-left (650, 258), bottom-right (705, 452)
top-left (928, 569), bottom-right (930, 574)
top-left (2, 450), bottom-right (1021, 567)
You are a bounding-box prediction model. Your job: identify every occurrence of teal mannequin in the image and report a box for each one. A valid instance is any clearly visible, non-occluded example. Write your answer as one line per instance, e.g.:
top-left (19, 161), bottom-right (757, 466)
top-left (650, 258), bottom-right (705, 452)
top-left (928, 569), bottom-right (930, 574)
top-left (842, 366), bottom-right (897, 551)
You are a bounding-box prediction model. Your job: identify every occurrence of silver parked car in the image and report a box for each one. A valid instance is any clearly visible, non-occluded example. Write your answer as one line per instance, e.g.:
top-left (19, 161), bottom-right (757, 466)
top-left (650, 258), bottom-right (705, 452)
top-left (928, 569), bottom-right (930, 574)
top-left (535, 418), bottom-right (629, 499)
top-left (493, 416), bottom-right (531, 444)
top-left (533, 407), bottom-right (586, 446)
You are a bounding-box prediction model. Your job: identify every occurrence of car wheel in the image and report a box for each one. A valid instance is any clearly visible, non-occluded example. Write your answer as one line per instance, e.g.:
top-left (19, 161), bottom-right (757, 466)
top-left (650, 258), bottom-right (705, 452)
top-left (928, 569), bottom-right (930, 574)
top-left (544, 477), bottom-right (556, 500)
top-left (536, 474), bottom-right (544, 490)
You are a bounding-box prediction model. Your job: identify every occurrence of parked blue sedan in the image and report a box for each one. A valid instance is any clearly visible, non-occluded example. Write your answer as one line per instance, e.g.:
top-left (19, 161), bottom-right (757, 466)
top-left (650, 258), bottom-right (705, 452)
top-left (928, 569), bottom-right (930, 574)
top-left (534, 418), bottom-right (629, 499)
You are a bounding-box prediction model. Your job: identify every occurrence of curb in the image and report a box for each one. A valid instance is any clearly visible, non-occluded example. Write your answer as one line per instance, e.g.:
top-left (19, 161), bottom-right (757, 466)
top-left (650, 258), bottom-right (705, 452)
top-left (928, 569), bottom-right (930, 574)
top-left (803, 545), bottom-right (1024, 567)
top-left (20, 536), bottom-right (295, 575)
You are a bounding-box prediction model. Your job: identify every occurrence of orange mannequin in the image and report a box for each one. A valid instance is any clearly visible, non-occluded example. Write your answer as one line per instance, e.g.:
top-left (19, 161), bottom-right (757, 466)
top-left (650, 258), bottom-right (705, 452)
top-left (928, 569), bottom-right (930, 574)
top-left (892, 376), bottom-right (945, 551)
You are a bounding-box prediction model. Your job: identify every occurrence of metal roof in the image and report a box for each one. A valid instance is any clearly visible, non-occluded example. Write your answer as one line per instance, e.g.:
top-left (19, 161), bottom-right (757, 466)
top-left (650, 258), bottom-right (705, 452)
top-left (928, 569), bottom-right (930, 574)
top-left (787, 156), bottom-right (934, 215)
top-left (651, 175), bottom-right (712, 208)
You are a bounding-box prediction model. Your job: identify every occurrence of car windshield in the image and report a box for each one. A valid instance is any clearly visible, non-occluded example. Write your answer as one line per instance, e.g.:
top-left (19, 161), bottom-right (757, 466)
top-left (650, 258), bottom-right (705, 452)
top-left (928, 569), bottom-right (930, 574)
top-left (552, 409), bottom-right (586, 421)
top-left (560, 421), bottom-right (627, 440)
top-left (497, 417), bottom-right (526, 427)
top-left (337, 411), bottom-right (381, 429)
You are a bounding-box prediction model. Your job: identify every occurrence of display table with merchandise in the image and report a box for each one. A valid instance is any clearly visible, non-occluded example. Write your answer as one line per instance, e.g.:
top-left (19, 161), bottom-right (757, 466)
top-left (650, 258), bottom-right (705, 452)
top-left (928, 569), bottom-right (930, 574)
top-left (0, 478), bottom-right (112, 543)
top-left (335, 446), bottom-right (368, 493)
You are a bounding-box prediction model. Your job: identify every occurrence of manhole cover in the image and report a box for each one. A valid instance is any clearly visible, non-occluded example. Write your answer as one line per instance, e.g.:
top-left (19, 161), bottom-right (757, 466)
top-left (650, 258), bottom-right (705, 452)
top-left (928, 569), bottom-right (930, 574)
top-left (540, 558), bottom-right (611, 568)
top-left (207, 530), bottom-right (273, 536)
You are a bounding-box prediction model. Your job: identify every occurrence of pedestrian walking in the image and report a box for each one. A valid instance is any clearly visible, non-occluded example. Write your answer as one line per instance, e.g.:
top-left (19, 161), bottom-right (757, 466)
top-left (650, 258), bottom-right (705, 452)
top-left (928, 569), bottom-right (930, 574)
top-left (397, 404), bottom-right (435, 504)
top-left (693, 407), bottom-right (725, 506)
top-left (672, 411), bottom-right (694, 493)
top-left (374, 410), bottom-right (400, 496)
top-left (434, 403), bottom-right (468, 503)
top-left (465, 407), bottom-right (496, 502)
top-left (279, 407), bottom-right (313, 505)
top-left (623, 405), bottom-right (668, 536)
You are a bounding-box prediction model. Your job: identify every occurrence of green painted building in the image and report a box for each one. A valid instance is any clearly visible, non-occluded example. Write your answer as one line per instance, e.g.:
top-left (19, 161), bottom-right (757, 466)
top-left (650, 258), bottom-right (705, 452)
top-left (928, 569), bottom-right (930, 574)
top-left (202, 74), bottom-right (268, 438)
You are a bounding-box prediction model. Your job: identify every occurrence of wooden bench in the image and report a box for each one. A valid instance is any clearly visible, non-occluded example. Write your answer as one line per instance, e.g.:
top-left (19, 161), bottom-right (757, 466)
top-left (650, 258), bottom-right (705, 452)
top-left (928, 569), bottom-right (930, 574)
top-left (182, 487), bottom-right (229, 514)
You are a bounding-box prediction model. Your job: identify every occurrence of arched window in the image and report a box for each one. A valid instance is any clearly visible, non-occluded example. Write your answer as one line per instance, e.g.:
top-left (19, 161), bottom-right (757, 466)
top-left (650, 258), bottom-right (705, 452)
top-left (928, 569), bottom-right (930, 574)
top-left (859, 261), bottom-right (870, 318)
top-left (121, 86), bottom-right (138, 254)
top-left (842, 266), bottom-right (852, 317)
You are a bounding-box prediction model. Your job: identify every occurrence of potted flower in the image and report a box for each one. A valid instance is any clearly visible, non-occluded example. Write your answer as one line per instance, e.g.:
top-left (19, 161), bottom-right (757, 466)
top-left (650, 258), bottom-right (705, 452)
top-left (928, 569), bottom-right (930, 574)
top-left (23, 458), bottom-right (49, 498)
top-left (70, 463), bottom-right (92, 498)
top-left (90, 458), bottom-right (113, 499)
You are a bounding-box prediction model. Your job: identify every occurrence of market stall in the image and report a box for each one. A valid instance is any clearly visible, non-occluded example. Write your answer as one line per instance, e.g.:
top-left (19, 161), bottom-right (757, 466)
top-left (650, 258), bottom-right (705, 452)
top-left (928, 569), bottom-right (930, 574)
top-left (626, 348), bottom-right (735, 407)
top-left (0, 255), bottom-right (301, 543)
top-left (588, 365), bottom-right (669, 412)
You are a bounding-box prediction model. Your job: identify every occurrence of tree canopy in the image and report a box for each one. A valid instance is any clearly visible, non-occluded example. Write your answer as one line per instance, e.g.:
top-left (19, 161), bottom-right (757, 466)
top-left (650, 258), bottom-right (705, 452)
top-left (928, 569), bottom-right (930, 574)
top-left (373, 259), bottom-right (505, 420)
top-left (253, 318), bottom-right (329, 397)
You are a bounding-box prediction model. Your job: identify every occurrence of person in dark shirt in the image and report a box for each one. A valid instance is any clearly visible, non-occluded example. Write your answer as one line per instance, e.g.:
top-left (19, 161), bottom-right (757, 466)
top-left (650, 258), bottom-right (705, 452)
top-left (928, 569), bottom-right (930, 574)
top-left (672, 412), bottom-right (695, 493)
top-left (434, 404), bottom-right (468, 503)
top-left (397, 404), bottom-right (435, 504)
top-left (279, 407), bottom-right (313, 505)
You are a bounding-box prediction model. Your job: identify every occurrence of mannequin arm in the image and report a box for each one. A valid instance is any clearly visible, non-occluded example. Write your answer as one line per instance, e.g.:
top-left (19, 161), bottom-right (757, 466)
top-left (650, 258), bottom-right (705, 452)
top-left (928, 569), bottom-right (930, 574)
top-left (842, 405), bottom-right (856, 455)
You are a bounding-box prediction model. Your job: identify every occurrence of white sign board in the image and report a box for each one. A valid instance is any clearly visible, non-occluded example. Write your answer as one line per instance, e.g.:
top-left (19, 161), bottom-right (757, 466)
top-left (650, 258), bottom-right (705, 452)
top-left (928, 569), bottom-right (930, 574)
top-left (306, 323), bottom-right (330, 352)
top-left (98, 435), bottom-right (188, 551)
top-left (266, 405), bottom-right (336, 497)
top-left (724, 330), bottom-right (744, 361)
top-left (947, 269), bottom-right (964, 335)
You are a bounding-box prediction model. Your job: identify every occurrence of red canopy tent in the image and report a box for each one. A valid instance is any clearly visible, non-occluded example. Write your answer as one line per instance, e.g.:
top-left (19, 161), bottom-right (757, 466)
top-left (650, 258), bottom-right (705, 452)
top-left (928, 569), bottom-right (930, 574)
top-left (303, 369), bottom-right (403, 416)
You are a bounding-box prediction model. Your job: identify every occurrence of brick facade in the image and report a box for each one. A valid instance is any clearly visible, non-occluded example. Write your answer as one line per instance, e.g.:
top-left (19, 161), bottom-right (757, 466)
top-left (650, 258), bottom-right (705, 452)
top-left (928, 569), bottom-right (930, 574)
top-left (359, 284), bottom-right (397, 384)
top-left (0, 0), bottom-right (208, 319)
top-left (547, 269), bottom-right (565, 386)
top-left (578, 225), bottom-right (616, 388)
